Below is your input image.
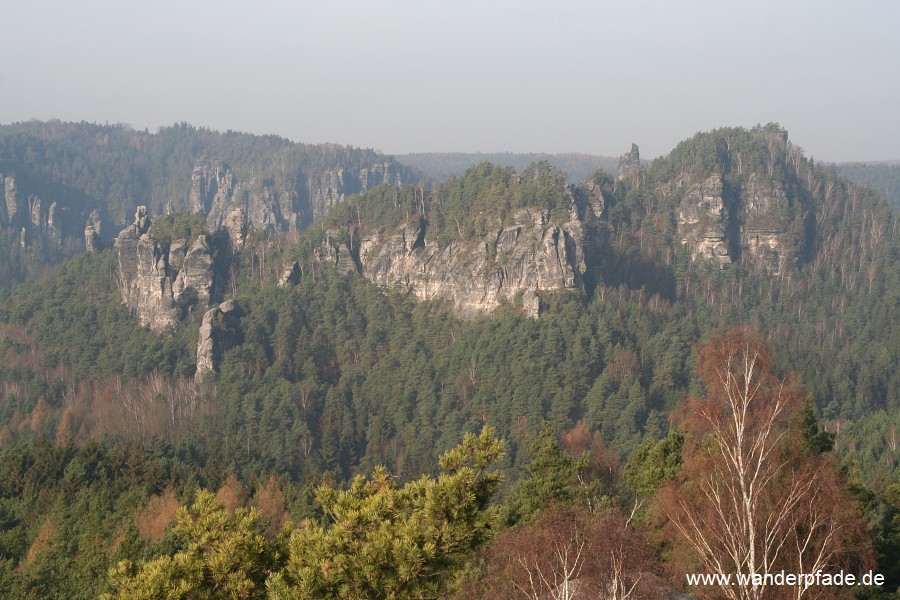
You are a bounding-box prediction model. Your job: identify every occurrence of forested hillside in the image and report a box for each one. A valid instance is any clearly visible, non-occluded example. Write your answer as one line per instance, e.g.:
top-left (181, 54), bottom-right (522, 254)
top-left (0, 121), bottom-right (416, 286)
top-left (0, 123), bottom-right (897, 598)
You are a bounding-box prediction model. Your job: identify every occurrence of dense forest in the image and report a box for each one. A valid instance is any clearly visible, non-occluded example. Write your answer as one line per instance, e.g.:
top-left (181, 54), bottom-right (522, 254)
top-left (0, 122), bottom-right (897, 598)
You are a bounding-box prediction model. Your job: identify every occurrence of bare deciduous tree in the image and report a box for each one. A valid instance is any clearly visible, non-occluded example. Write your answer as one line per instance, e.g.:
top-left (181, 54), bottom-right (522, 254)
top-left (661, 329), bottom-right (870, 600)
top-left (485, 508), bottom-right (656, 600)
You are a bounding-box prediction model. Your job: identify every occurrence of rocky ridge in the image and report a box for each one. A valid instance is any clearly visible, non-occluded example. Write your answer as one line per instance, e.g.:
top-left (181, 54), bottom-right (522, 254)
top-left (306, 134), bottom-right (810, 317)
top-left (114, 129), bottom-right (825, 331)
top-left (316, 184), bottom-right (598, 318)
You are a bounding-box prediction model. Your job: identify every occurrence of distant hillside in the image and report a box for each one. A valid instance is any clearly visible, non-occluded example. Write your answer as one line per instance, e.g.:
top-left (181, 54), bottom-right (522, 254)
top-left (0, 120), bottom-right (416, 284)
top-left (836, 162), bottom-right (900, 210)
top-left (395, 151), bottom-right (620, 184)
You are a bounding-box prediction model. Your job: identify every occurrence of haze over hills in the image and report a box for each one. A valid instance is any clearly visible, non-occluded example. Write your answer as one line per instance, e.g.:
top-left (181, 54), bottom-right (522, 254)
top-left (0, 120), bottom-right (897, 598)
top-left (835, 161), bottom-right (900, 211)
top-left (395, 152), bottom-right (622, 185)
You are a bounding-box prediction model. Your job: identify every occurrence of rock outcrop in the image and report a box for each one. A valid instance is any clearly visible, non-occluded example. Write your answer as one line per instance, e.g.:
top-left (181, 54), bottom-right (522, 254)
top-left (189, 159), bottom-right (407, 237)
top-left (84, 226), bottom-right (100, 252)
top-left (279, 261), bottom-right (302, 287)
top-left (115, 207), bottom-right (222, 331)
top-left (318, 188), bottom-right (593, 318)
top-left (675, 173), bottom-right (790, 272)
top-left (310, 163), bottom-right (404, 221)
top-left (739, 173), bottom-right (790, 273)
top-left (196, 299), bottom-right (242, 380)
top-left (677, 175), bottom-right (731, 265)
top-left (4, 175), bottom-right (20, 227)
top-left (618, 143), bottom-right (642, 181)
top-left (191, 160), bottom-right (297, 234)
top-left (0, 173), bottom-right (96, 253)
top-left (84, 209), bottom-right (103, 252)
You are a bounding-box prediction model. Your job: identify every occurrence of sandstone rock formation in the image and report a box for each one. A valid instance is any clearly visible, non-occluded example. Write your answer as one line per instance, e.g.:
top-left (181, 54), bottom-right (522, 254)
top-left (618, 144), bottom-right (642, 182)
top-left (115, 207), bottom-right (221, 331)
top-left (311, 163), bottom-right (404, 221)
top-left (317, 188), bottom-right (593, 318)
top-left (196, 299), bottom-right (242, 380)
top-left (4, 175), bottom-right (20, 227)
top-left (84, 209), bottom-right (103, 252)
top-left (739, 173), bottom-right (790, 274)
top-left (677, 174), bottom-right (731, 266)
top-left (190, 160), bottom-right (294, 234)
top-left (279, 261), bottom-right (302, 287)
top-left (189, 159), bottom-right (406, 237)
top-left (84, 226), bottom-right (100, 252)
top-left (1, 174), bottom-right (71, 247)
top-left (675, 173), bottom-right (790, 272)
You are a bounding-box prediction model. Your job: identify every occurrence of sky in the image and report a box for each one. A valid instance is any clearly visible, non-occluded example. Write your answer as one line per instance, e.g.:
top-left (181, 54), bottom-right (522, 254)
top-left (2, 0), bottom-right (898, 162)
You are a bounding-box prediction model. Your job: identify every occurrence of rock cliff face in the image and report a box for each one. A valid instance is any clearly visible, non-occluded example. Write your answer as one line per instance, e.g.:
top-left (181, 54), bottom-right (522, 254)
top-left (675, 173), bottom-right (791, 272)
top-left (1, 174), bottom-right (68, 245)
top-left (305, 135), bottom-right (807, 319)
top-left (115, 207), bottom-right (223, 332)
top-left (191, 160), bottom-right (297, 234)
top-left (311, 163), bottom-right (404, 220)
top-left (190, 159), bottom-right (407, 236)
top-left (0, 172), bottom-right (109, 256)
top-left (196, 299), bottom-right (242, 380)
top-left (739, 173), bottom-right (790, 273)
top-left (3, 175), bottom-right (19, 227)
top-left (618, 144), bottom-right (642, 181)
top-left (676, 175), bottom-right (731, 265)
top-left (319, 188), bottom-right (594, 318)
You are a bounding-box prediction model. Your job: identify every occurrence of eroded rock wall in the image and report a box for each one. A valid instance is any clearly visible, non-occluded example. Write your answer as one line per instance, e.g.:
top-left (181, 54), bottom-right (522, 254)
top-left (190, 159), bottom-right (407, 237)
top-left (196, 299), bottom-right (242, 380)
top-left (676, 173), bottom-right (791, 273)
top-left (115, 207), bottom-right (221, 332)
top-left (320, 191), bottom-right (592, 318)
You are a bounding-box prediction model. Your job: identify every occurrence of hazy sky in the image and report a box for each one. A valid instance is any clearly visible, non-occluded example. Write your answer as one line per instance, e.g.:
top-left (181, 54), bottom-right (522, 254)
top-left (2, 0), bottom-right (898, 161)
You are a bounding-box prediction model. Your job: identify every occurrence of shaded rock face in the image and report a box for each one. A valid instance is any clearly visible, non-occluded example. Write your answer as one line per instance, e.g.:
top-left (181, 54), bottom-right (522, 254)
top-left (190, 159), bottom-right (406, 237)
top-left (1, 174), bottom-right (70, 246)
top-left (676, 173), bottom-right (790, 273)
top-left (739, 173), bottom-right (790, 273)
top-left (321, 187), bottom-right (593, 319)
top-left (223, 208), bottom-right (248, 251)
top-left (196, 299), bottom-right (242, 380)
top-left (279, 261), bottom-right (301, 287)
top-left (191, 160), bottom-right (297, 235)
top-left (311, 163), bottom-right (404, 221)
top-left (115, 207), bottom-right (223, 332)
top-left (677, 175), bottom-right (731, 266)
top-left (580, 177), bottom-right (607, 219)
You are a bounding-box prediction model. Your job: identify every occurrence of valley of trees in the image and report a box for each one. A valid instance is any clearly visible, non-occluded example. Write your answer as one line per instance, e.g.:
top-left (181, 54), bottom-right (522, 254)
top-left (0, 122), bottom-right (897, 598)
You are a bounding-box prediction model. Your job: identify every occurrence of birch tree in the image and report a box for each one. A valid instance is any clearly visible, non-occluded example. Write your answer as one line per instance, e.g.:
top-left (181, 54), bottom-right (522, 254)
top-left (662, 329), bottom-right (870, 600)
